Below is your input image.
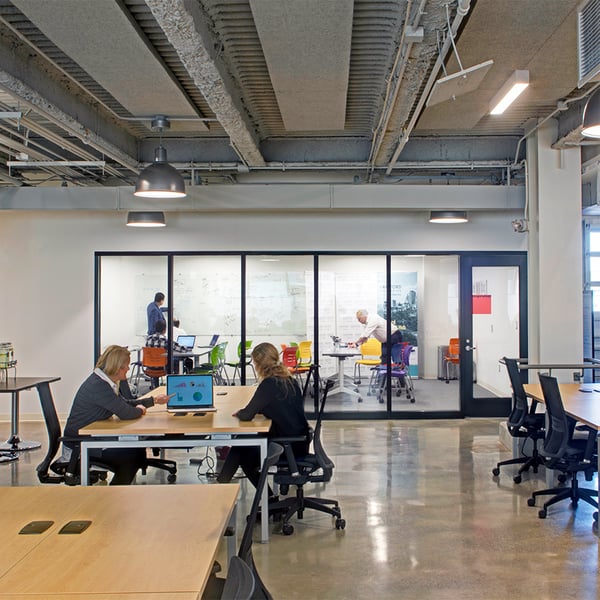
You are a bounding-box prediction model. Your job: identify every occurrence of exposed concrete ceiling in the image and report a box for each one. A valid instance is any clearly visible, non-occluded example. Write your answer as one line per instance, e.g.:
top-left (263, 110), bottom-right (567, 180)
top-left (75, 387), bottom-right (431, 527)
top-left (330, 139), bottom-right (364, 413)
top-left (0, 0), bottom-right (597, 192)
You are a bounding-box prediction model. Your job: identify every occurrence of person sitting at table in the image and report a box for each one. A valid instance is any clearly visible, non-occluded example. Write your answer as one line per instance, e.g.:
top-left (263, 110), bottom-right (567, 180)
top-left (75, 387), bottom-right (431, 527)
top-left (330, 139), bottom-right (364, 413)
top-left (217, 342), bottom-right (310, 499)
top-left (146, 319), bottom-right (193, 378)
top-left (63, 344), bottom-right (171, 485)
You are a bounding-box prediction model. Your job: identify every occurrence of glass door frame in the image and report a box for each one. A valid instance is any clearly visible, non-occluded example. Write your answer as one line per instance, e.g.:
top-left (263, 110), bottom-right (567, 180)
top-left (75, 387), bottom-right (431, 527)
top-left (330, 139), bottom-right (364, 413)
top-left (459, 252), bottom-right (528, 417)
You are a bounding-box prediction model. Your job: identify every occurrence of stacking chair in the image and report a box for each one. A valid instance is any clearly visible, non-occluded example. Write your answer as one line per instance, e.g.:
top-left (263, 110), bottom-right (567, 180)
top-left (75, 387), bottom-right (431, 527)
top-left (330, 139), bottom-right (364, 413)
top-left (444, 337), bottom-right (460, 383)
top-left (141, 346), bottom-right (168, 389)
top-left (492, 357), bottom-right (545, 483)
top-left (225, 340), bottom-right (255, 384)
top-left (527, 374), bottom-right (598, 519)
top-left (353, 337), bottom-right (381, 387)
top-left (203, 443), bottom-right (283, 600)
top-left (269, 379), bottom-right (346, 536)
top-left (195, 341), bottom-right (229, 385)
top-left (371, 343), bottom-right (415, 403)
top-left (281, 342), bottom-right (312, 384)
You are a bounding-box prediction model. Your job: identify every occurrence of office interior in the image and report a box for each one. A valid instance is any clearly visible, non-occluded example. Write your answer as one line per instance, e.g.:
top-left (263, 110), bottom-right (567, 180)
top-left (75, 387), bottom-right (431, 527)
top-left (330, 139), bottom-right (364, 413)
top-left (1, 1), bottom-right (600, 597)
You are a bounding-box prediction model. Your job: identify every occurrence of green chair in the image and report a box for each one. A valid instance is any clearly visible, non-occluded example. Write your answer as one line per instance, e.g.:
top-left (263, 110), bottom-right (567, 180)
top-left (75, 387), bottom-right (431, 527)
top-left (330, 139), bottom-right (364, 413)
top-left (225, 340), bottom-right (255, 385)
top-left (194, 341), bottom-right (228, 385)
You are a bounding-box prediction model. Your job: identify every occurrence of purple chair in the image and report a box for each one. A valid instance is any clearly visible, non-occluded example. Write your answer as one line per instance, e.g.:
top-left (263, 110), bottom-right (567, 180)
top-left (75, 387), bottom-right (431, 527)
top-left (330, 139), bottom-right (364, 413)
top-left (371, 343), bottom-right (416, 403)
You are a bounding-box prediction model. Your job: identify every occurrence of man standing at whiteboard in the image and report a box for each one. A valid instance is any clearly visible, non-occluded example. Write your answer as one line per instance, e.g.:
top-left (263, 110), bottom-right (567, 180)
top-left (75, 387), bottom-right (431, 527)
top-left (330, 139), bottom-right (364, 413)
top-left (147, 292), bottom-right (166, 336)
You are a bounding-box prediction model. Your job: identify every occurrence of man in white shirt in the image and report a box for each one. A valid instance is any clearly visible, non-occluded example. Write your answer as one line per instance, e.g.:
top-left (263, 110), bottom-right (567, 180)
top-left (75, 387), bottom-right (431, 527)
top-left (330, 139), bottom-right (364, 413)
top-left (172, 318), bottom-right (186, 340)
top-left (352, 309), bottom-right (403, 357)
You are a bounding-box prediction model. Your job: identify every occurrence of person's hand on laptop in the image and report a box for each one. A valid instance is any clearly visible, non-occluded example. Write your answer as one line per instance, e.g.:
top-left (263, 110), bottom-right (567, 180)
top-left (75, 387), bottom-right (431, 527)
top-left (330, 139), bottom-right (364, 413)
top-left (153, 393), bottom-right (174, 405)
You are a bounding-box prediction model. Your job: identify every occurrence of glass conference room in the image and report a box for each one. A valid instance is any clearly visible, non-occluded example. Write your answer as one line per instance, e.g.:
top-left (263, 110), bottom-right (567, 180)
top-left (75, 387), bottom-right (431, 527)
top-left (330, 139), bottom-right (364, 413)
top-left (96, 251), bottom-right (521, 419)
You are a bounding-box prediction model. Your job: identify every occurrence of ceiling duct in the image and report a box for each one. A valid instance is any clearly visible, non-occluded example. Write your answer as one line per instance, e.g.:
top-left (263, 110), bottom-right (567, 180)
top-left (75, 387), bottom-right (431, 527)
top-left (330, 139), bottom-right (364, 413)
top-left (578, 0), bottom-right (600, 87)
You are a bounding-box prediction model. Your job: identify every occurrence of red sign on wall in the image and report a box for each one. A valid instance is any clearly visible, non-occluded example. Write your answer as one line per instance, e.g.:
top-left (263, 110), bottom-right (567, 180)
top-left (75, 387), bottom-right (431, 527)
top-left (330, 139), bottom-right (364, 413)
top-left (473, 294), bottom-right (492, 314)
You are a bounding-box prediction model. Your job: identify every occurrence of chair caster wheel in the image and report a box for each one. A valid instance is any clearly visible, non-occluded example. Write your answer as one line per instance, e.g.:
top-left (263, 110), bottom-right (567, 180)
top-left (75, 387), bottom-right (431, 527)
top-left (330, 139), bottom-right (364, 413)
top-left (167, 473), bottom-right (177, 483)
top-left (335, 518), bottom-right (346, 530)
top-left (538, 509), bottom-right (547, 519)
top-left (492, 467), bottom-right (500, 477)
top-left (558, 474), bottom-right (567, 483)
top-left (513, 475), bottom-right (522, 484)
top-left (527, 498), bottom-right (536, 507)
top-left (282, 523), bottom-right (294, 536)
top-left (358, 397), bottom-right (363, 402)
top-left (593, 511), bottom-right (598, 522)
top-left (410, 398), bottom-right (415, 403)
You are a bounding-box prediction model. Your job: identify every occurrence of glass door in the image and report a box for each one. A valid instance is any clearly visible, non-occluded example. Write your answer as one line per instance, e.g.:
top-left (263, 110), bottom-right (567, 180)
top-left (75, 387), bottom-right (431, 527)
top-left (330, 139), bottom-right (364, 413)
top-left (460, 254), bottom-right (527, 416)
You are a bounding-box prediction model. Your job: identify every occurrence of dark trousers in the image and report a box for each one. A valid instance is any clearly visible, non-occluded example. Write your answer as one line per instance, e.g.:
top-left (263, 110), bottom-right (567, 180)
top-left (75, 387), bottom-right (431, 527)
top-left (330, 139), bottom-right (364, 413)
top-left (90, 447), bottom-right (147, 485)
top-left (381, 330), bottom-right (403, 361)
top-left (217, 446), bottom-right (275, 496)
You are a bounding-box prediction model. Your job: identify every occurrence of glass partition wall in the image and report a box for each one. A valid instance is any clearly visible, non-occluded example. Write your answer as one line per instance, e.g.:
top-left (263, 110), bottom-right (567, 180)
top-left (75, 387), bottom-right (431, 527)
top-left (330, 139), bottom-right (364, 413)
top-left (96, 251), bottom-right (508, 418)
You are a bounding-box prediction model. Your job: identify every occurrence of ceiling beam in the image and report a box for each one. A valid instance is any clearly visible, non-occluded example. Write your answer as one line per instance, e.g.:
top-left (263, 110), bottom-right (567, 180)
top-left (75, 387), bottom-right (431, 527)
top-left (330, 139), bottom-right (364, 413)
top-left (144, 0), bottom-right (266, 167)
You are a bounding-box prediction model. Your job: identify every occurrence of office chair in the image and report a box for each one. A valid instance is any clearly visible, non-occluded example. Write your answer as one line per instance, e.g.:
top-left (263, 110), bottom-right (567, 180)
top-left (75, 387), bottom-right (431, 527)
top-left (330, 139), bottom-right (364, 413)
top-left (527, 374), bottom-right (598, 519)
top-left (371, 343), bottom-right (415, 403)
top-left (225, 340), bottom-right (255, 385)
top-left (269, 378), bottom-right (345, 536)
top-left (141, 346), bottom-right (168, 389)
top-left (492, 357), bottom-right (545, 483)
top-left (204, 443), bottom-right (283, 600)
top-left (36, 382), bottom-right (110, 485)
top-left (353, 337), bottom-right (381, 388)
top-left (444, 337), bottom-right (460, 383)
top-left (36, 379), bottom-right (177, 485)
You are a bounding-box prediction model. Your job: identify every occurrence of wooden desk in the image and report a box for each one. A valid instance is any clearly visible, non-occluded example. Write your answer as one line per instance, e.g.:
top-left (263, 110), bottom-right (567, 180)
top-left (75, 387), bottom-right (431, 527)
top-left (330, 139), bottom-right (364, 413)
top-left (0, 484), bottom-right (238, 597)
top-left (79, 385), bottom-right (272, 542)
top-left (524, 382), bottom-right (600, 508)
top-left (0, 376), bottom-right (61, 457)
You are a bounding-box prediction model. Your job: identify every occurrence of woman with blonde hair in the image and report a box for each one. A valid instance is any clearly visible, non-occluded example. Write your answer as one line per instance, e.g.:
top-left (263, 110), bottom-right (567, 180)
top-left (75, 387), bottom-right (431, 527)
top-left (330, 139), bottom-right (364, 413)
top-left (63, 345), bottom-right (171, 485)
top-left (217, 342), bottom-right (309, 495)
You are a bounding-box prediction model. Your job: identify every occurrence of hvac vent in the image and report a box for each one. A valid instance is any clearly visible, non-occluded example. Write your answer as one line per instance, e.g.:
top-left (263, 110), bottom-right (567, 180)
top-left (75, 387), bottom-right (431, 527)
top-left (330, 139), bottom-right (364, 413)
top-left (578, 0), bottom-right (600, 87)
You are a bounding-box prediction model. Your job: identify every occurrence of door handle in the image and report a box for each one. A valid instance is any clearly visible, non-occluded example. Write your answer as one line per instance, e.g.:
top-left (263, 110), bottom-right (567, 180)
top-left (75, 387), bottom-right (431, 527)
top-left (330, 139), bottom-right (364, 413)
top-left (464, 345), bottom-right (476, 351)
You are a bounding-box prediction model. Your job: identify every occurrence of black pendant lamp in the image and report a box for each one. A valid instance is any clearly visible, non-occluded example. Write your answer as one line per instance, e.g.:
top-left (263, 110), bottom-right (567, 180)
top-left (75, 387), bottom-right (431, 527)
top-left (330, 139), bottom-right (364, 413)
top-left (134, 116), bottom-right (186, 198)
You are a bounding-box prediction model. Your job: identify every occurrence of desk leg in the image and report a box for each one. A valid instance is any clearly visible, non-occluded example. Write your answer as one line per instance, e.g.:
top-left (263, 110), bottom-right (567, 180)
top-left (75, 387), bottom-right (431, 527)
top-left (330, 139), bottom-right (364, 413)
top-left (328, 358), bottom-right (363, 400)
top-left (0, 391), bottom-right (41, 452)
top-left (259, 438), bottom-right (269, 544)
top-left (80, 441), bottom-right (90, 486)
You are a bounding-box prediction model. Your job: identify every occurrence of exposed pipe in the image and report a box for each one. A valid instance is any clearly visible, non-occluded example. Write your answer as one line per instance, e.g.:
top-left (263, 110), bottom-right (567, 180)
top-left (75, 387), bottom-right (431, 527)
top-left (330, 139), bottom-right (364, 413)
top-left (385, 0), bottom-right (472, 175)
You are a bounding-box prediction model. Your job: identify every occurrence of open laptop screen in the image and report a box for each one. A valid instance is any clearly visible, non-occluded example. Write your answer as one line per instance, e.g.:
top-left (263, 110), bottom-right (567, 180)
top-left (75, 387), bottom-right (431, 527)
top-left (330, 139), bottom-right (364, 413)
top-left (176, 335), bottom-right (196, 349)
top-left (166, 374), bottom-right (215, 412)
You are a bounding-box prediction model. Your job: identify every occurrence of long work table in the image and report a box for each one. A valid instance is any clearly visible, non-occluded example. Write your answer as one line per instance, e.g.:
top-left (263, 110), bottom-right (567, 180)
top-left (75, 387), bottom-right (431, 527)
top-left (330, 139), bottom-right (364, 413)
top-left (524, 382), bottom-right (600, 517)
top-left (78, 384), bottom-right (273, 542)
top-left (0, 484), bottom-right (239, 598)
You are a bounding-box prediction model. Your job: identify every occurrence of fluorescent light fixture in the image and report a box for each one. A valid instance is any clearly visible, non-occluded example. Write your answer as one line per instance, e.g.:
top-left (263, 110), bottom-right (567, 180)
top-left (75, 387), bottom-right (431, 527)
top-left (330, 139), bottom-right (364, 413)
top-left (429, 210), bottom-right (468, 224)
top-left (489, 70), bottom-right (529, 115)
top-left (582, 89), bottom-right (600, 138)
top-left (126, 211), bottom-right (166, 227)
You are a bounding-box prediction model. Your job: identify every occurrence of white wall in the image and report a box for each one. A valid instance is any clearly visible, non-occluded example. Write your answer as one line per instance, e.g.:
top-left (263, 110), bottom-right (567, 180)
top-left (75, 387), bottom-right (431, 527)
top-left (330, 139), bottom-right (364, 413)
top-left (0, 208), bottom-right (524, 419)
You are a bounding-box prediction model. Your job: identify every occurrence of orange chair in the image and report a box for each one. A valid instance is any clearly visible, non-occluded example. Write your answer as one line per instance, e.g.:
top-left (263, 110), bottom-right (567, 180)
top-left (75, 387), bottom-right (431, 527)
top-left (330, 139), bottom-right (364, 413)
top-left (444, 338), bottom-right (460, 383)
top-left (142, 346), bottom-right (168, 389)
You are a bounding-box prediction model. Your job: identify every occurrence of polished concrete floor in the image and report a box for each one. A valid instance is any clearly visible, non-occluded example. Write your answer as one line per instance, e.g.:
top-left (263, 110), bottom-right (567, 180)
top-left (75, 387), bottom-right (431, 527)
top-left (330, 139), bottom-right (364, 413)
top-left (1, 418), bottom-right (598, 599)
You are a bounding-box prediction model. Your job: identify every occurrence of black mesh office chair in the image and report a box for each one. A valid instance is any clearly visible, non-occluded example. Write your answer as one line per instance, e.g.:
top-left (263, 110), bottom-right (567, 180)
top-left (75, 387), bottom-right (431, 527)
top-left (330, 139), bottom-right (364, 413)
top-left (492, 357), bottom-right (546, 483)
top-left (268, 376), bottom-right (345, 536)
top-left (203, 443), bottom-right (283, 600)
top-left (526, 374), bottom-right (598, 519)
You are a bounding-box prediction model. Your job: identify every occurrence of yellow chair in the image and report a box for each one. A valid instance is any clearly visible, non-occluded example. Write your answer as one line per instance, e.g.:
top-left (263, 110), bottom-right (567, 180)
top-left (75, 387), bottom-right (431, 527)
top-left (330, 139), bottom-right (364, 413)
top-left (289, 340), bottom-right (312, 384)
top-left (353, 338), bottom-right (382, 387)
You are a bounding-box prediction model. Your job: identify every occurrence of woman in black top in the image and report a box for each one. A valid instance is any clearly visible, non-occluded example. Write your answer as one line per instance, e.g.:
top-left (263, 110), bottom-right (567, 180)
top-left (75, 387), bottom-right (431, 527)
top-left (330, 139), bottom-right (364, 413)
top-left (217, 342), bottom-right (309, 495)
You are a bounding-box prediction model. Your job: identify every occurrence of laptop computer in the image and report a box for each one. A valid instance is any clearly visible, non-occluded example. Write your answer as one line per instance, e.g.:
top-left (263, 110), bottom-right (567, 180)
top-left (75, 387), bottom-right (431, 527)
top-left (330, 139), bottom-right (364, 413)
top-left (176, 335), bottom-right (196, 349)
top-left (166, 374), bottom-right (217, 414)
top-left (198, 334), bottom-right (219, 349)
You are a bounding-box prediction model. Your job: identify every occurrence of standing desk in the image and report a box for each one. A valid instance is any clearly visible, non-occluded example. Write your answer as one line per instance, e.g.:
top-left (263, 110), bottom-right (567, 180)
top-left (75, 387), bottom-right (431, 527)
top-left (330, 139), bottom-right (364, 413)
top-left (0, 377), bottom-right (61, 460)
top-left (323, 350), bottom-right (361, 399)
top-left (524, 382), bottom-right (600, 518)
top-left (79, 385), bottom-right (273, 542)
top-left (0, 484), bottom-right (238, 597)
